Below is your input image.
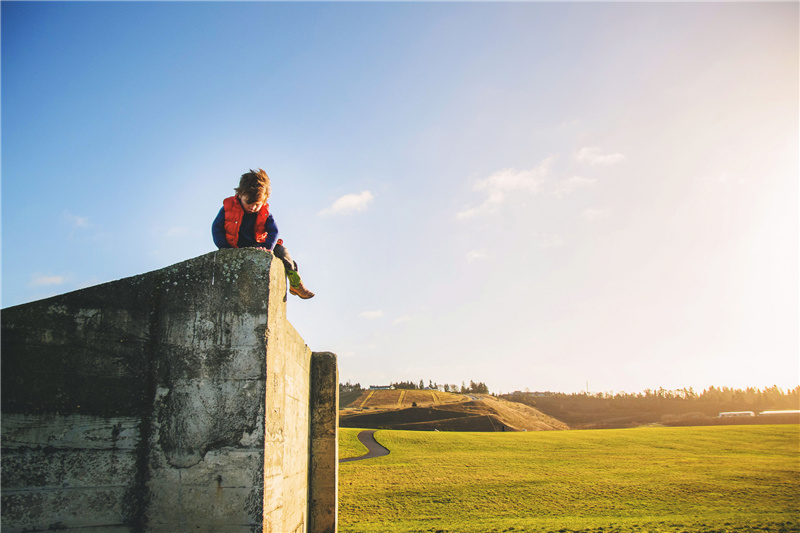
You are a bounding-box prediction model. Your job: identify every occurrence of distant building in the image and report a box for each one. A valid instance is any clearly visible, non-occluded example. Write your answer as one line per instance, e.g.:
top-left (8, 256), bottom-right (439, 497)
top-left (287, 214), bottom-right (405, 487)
top-left (369, 385), bottom-right (395, 390)
top-left (758, 410), bottom-right (800, 416)
top-left (718, 411), bottom-right (755, 418)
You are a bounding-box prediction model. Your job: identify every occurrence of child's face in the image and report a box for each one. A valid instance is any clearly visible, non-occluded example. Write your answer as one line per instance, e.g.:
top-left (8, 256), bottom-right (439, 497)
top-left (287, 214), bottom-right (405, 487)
top-left (239, 196), bottom-right (264, 213)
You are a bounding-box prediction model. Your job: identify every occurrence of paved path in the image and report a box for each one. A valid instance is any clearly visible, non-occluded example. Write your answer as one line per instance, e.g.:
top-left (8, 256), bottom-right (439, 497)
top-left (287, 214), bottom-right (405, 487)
top-left (339, 430), bottom-right (390, 463)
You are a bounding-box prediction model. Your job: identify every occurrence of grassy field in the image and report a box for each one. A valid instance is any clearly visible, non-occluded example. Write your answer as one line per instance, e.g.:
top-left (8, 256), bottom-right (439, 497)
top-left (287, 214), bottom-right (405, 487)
top-left (338, 425), bottom-right (799, 533)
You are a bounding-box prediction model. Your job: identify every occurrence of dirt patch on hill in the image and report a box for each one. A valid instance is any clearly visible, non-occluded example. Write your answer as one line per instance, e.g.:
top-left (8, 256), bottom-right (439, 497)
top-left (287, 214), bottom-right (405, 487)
top-left (342, 389), bottom-right (467, 410)
top-left (340, 392), bottom-right (568, 432)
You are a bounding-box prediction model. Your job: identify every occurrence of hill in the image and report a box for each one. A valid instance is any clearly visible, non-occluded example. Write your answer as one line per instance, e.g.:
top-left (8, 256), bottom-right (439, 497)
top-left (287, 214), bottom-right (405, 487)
top-left (339, 389), bottom-right (364, 409)
top-left (340, 390), bottom-right (568, 432)
top-left (341, 388), bottom-right (467, 410)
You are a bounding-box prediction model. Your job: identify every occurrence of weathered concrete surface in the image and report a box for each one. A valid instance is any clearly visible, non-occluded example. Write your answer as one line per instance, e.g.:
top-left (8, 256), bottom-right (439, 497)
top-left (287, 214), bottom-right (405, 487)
top-left (262, 256), bottom-right (312, 533)
top-left (309, 352), bottom-right (339, 533)
top-left (1, 248), bottom-right (338, 533)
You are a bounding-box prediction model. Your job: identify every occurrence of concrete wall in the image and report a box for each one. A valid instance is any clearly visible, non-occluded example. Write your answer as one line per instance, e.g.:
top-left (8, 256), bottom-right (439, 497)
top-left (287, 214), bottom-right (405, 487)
top-left (1, 249), bottom-right (338, 533)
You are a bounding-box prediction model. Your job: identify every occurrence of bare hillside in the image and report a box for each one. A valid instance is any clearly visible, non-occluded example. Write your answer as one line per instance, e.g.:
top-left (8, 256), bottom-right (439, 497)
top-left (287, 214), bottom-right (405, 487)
top-left (339, 390), bottom-right (568, 432)
top-left (341, 389), bottom-right (467, 410)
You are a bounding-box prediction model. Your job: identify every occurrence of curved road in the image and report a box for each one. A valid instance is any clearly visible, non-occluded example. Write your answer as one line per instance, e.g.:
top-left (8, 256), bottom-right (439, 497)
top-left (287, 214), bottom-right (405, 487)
top-left (339, 430), bottom-right (390, 463)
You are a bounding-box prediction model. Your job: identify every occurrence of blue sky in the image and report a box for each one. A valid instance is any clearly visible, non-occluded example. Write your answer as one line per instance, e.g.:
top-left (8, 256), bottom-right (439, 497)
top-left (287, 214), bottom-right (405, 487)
top-left (2, 1), bottom-right (797, 394)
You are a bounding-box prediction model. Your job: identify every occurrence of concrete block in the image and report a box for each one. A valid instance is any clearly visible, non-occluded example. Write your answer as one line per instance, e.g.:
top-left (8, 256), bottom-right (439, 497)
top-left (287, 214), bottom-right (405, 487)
top-left (309, 352), bottom-right (339, 533)
top-left (2, 249), bottom-right (338, 532)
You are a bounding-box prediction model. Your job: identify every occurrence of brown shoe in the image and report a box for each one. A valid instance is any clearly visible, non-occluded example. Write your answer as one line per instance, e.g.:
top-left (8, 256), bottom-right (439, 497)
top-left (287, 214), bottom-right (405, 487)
top-left (290, 283), bottom-right (315, 299)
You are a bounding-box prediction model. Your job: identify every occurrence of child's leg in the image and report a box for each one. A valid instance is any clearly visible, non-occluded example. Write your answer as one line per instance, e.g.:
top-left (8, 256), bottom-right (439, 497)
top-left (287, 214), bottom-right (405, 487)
top-left (273, 243), bottom-right (314, 298)
top-left (272, 243), bottom-right (298, 278)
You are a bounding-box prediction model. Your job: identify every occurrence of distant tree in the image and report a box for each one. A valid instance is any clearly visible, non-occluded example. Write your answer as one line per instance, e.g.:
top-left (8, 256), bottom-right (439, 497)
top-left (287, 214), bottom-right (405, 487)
top-left (339, 381), bottom-right (362, 393)
top-left (443, 384), bottom-right (450, 393)
top-left (419, 379), bottom-right (425, 390)
top-left (469, 381), bottom-right (489, 394)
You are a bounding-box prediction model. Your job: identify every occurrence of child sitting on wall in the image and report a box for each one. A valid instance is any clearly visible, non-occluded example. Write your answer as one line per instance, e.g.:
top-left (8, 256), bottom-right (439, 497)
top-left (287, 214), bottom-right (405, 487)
top-left (212, 168), bottom-right (315, 299)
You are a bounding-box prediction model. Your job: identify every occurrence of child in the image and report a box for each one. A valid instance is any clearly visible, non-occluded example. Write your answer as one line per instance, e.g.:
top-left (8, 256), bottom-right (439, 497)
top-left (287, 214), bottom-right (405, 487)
top-left (212, 168), bottom-right (315, 299)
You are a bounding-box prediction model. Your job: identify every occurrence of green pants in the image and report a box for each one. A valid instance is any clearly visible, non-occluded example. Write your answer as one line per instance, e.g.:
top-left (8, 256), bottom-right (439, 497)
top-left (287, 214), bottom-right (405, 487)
top-left (273, 243), bottom-right (303, 288)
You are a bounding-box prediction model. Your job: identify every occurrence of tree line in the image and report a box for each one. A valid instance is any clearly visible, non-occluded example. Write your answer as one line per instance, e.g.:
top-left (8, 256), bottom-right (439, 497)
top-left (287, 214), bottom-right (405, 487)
top-left (391, 380), bottom-right (489, 394)
top-left (501, 385), bottom-right (800, 428)
top-left (339, 379), bottom-right (489, 394)
top-left (505, 385), bottom-right (799, 406)
top-left (340, 380), bottom-right (799, 414)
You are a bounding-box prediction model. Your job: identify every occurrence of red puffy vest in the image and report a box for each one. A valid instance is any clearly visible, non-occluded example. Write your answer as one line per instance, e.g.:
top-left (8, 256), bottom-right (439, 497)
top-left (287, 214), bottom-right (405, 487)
top-left (222, 195), bottom-right (269, 248)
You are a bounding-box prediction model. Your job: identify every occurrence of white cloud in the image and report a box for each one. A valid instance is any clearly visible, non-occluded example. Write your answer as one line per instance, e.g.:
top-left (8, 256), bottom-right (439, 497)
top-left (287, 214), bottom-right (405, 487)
top-left (582, 207), bottom-right (612, 221)
top-left (30, 274), bottom-right (66, 287)
top-left (552, 176), bottom-right (597, 199)
top-left (466, 249), bottom-right (488, 262)
top-left (574, 147), bottom-right (626, 166)
top-left (65, 213), bottom-right (89, 229)
top-left (318, 190), bottom-right (374, 217)
top-left (393, 315), bottom-right (411, 325)
top-left (457, 158), bottom-right (553, 219)
top-left (359, 310), bottom-right (383, 320)
top-left (701, 171), bottom-right (745, 186)
top-left (537, 234), bottom-right (566, 248)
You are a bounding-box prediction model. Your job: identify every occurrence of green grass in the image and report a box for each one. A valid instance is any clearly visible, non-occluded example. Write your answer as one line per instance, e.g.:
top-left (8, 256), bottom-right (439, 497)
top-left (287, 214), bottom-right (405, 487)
top-left (338, 425), bottom-right (800, 532)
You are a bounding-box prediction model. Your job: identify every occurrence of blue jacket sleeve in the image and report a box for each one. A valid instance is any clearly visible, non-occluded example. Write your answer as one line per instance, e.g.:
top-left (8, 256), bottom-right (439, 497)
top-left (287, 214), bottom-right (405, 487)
top-left (263, 214), bottom-right (279, 250)
top-left (212, 207), bottom-right (231, 249)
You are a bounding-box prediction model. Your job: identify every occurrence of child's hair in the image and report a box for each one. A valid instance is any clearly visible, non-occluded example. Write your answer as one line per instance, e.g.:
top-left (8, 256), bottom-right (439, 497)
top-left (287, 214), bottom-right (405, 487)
top-left (235, 168), bottom-right (271, 204)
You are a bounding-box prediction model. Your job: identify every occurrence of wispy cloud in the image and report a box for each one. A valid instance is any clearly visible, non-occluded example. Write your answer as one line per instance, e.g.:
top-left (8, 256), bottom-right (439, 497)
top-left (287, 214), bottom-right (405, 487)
top-left (359, 310), bottom-right (383, 320)
top-left (582, 207), bottom-right (612, 221)
top-left (457, 158), bottom-right (553, 220)
top-left (466, 249), bottom-right (488, 262)
top-left (65, 213), bottom-right (89, 229)
top-left (30, 273), bottom-right (66, 287)
top-left (701, 171), bottom-right (745, 186)
top-left (393, 315), bottom-right (411, 325)
top-left (552, 176), bottom-right (597, 199)
top-left (318, 191), bottom-right (374, 217)
top-left (574, 147), bottom-right (626, 166)
top-left (537, 234), bottom-right (566, 248)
